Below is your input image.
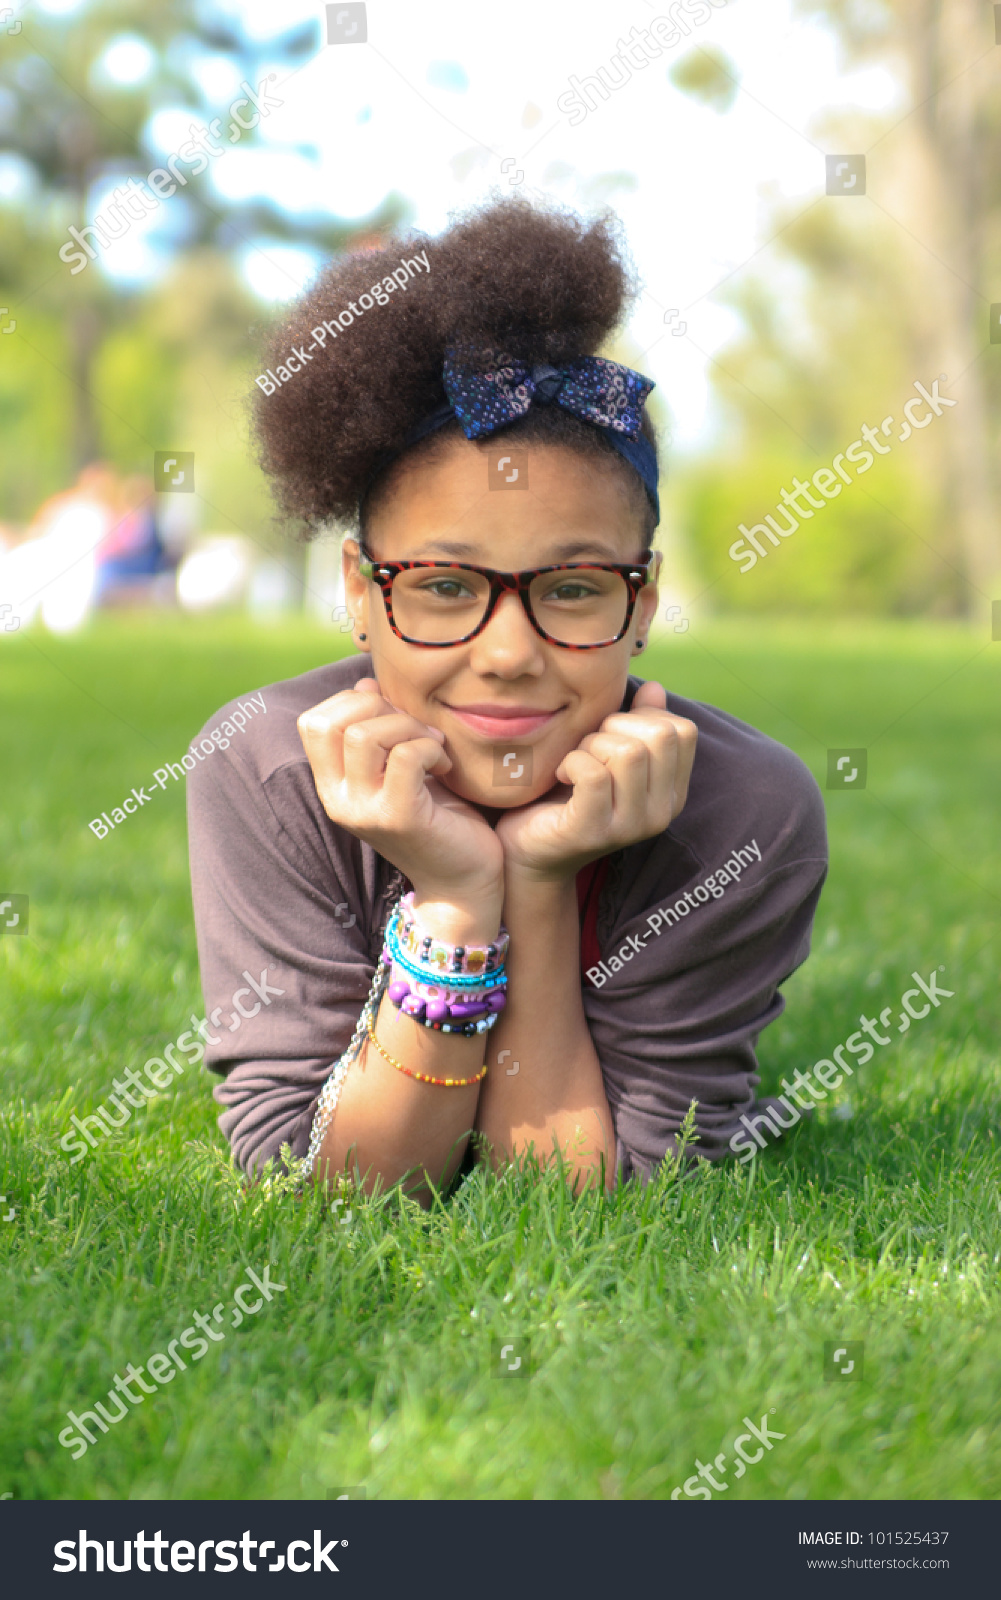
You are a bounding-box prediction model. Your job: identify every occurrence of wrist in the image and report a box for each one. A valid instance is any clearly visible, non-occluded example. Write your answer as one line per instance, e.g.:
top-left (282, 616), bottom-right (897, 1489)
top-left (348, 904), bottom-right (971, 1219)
top-left (503, 857), bottom-right (582, 897)
top-left (409, 891), bottom-right (504, 945)
top-left (501, 865), bottom-right (580, 937)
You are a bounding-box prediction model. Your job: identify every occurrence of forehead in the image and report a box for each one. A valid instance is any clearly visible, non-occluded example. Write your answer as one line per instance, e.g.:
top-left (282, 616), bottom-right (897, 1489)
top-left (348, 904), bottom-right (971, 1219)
top-left (365, 437), bottom-right (646, 565)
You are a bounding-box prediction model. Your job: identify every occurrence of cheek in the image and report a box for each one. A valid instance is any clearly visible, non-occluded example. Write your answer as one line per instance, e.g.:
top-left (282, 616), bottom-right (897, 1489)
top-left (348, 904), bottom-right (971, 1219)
top-left (569, 654), bottom-right (633, 725)
top-left (367, 639), bottom-right (447, 715)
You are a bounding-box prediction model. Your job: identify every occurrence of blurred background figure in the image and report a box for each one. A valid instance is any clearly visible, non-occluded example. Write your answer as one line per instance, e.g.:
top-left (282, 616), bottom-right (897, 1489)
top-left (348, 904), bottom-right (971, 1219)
top-left (1, 463), bottom-right (115, 633)
top-left (177, 534), bottom-right (252, 613)
top-left (93, 473), bottom-right (178, 608)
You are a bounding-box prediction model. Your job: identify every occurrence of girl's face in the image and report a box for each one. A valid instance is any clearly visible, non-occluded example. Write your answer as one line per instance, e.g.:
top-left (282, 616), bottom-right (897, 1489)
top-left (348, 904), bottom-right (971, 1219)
top-left (342, 438), bottom-right (660, 809)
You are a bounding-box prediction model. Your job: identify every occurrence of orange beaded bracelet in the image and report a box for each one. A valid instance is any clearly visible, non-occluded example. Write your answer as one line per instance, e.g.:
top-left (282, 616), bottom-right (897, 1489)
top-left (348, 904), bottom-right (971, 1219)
top-left (365, 1017), bottom-right (487, 1087)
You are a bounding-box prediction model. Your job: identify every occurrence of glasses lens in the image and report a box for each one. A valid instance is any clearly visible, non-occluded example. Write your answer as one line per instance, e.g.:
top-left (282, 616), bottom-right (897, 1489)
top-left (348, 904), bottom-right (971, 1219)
top-left (391, 566), bottom-right (491, 643)
top-left (387, 565), bottom-right (632, 645)
top-left (529, 567), bottom-right (629, 645)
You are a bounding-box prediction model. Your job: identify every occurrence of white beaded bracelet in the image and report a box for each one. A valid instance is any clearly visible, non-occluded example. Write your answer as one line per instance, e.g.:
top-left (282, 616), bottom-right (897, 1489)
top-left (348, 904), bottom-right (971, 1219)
top-left (303, 958), bottom-right (389, 1181)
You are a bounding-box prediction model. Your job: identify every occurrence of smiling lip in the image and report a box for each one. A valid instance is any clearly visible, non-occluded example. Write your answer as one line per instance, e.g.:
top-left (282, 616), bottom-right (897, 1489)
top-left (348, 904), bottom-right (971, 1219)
top-left (442, 702), bottom-right (564, 739)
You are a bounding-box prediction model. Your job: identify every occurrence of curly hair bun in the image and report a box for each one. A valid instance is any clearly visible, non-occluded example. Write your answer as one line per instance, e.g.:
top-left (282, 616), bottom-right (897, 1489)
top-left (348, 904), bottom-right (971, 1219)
top-left (253, 197), bottom-right (639, 533)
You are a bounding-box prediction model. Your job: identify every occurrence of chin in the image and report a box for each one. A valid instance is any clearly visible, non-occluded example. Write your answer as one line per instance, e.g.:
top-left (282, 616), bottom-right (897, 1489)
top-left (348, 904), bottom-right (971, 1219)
top-left (441, 754), bottom-right (559, 809)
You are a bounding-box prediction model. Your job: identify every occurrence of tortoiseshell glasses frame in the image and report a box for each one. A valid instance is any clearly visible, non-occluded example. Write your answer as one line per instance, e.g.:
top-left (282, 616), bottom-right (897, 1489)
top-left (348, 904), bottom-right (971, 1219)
top-left (357, 546), bottom-right (660, 649)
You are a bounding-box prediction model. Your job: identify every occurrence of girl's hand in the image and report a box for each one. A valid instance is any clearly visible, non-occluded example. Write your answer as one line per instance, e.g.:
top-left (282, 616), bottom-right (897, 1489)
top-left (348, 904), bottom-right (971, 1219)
top-left (495, 680), bottom-right (697, 881)
top-left (298, 678), bottom-right (505, 924)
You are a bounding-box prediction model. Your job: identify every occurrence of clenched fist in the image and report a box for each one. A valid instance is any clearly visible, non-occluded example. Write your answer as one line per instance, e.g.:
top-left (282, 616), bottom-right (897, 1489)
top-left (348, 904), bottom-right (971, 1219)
top-left (495, 680), bottom-right (697, 880)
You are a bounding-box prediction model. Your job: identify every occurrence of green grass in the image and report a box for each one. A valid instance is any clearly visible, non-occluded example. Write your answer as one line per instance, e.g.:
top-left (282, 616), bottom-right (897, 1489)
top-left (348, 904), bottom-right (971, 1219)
top-left (1, 613), bottom-right (999, 1500)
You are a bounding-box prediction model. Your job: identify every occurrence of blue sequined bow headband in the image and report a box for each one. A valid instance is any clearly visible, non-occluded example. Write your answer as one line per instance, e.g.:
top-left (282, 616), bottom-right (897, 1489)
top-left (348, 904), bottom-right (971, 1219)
top-left (370, 348), bottom-right (660, 521)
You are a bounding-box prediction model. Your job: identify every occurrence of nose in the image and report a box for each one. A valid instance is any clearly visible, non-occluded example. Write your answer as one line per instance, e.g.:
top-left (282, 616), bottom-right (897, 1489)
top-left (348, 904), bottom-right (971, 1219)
top-left (467, 589), bottom-right (545, 677)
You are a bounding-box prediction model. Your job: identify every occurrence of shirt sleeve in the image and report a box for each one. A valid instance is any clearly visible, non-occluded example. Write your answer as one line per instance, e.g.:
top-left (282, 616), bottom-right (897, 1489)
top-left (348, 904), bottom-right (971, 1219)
top-left (186, 738), bottom-right (384, 1176)
top-left (584, 724), bottom-right (828, 1181)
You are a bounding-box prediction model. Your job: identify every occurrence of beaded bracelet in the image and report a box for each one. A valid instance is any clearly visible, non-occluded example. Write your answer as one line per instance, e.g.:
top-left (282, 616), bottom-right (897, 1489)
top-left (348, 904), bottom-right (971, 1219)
top-left (384, 912), bottom-right (507, 990)
top-left (366, 1016), bottom-right (487, 1087)
top-left (386, 961), bottom-right (506, 1021)
top-left (393, 891), bottom-right (510, 976)
top-left (397, 1009), bottom-right (501, 1035)
top-left (380, 893), bottom-right (509, 1035)
top-left (387, 970), bottom-right (505, 1006)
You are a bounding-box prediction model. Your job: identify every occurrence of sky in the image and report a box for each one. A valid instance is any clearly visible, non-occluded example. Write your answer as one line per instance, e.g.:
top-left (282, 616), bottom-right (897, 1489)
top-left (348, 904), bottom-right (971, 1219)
top-left (34, 0), bottom-right (904, 450)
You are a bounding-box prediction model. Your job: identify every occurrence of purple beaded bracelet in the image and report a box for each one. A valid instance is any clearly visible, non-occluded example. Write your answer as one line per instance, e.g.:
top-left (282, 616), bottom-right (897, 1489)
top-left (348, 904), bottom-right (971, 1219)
top-left (388, 968), bottom-right (507, 1027)
top-left (378, 895), bottom-right (509, 1036)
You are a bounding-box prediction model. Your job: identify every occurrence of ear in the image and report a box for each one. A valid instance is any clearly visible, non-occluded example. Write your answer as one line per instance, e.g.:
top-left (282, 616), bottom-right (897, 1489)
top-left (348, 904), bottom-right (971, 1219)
top-left (342, 537), bottom-right (371, 651)
top-left (634, 549), bottom-right (661, 636)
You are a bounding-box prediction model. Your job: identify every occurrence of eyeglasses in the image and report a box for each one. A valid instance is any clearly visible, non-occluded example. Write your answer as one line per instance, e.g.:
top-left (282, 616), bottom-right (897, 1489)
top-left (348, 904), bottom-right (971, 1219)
top-left (357, 547), bottom-right (659, 649)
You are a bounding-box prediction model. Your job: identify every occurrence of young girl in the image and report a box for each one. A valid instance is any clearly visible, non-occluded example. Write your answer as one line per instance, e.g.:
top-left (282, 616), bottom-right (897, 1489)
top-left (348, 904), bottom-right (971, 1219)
top-left (187, 198), bottom-right (827, 1201)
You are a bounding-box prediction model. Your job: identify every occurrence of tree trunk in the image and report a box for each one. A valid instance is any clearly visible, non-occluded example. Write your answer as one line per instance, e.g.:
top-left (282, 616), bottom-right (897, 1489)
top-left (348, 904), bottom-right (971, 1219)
top-left (901, 0), bottom-right (997, 613)
top-left (68, 301), bottom-right (101, 473)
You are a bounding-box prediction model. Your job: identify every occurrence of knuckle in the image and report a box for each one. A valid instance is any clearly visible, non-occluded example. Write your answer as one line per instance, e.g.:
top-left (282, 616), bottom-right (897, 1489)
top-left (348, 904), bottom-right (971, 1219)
top-left (584, 756), bottom-right (613, 783)
top-left (387, 739), bottom-right (428, 769)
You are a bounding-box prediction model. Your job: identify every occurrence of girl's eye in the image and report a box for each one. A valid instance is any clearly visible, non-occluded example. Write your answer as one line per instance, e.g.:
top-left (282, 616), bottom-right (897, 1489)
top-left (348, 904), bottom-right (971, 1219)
top-left (541, 581), bottom-right (599, 603)
top-left (420, 578), bottom-right (475, 600)
top-left (409, 576), bottom-right (476, 601)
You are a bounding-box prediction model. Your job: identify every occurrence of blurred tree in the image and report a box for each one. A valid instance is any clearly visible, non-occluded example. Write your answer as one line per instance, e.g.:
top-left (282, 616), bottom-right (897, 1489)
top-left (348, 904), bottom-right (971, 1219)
top-left (668, 47), bottom-right (740, 113)
top-left (792, 0), bottom-right (1000, 612)
top-left (670, 2), bottom-right (999, 617)
top-left (0, 0), bottom-right (403, 493)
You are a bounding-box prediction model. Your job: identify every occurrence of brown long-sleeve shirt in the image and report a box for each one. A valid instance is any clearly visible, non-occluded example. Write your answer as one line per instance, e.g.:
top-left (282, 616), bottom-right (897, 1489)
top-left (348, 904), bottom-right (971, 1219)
top-left (186, 653), bottom-right (827, 1181)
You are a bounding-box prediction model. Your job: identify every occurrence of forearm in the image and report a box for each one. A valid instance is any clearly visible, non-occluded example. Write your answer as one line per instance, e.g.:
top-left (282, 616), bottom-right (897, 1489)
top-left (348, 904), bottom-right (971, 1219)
top-left (314, 998), bottom-right (480, 1203)
top-left (314, 896), bottom-right (499, 1205)
top-left (474, 870), bottom-right (614, 1190)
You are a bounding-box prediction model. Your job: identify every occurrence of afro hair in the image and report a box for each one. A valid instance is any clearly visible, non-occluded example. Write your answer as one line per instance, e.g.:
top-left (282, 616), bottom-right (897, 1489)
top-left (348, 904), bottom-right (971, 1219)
top-left (252, 196), bottom-right (658, 539)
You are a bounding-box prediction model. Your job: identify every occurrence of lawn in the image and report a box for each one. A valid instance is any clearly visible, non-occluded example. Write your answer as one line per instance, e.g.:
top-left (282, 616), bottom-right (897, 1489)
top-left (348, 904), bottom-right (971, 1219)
top-left (1, 614), bottom-right (999, 1501)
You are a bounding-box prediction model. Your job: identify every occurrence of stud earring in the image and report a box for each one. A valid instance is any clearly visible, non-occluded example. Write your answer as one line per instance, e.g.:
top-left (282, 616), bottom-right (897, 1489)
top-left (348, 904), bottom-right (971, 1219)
top-left (358, 632), bottom-right (367, 641)
top-left (634, 640), bottom-right (646, 653)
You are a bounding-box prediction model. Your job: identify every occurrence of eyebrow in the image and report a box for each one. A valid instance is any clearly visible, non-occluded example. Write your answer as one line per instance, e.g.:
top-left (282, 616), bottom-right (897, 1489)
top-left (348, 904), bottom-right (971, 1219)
top-left (408, 539), bottom-right (637, 563)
